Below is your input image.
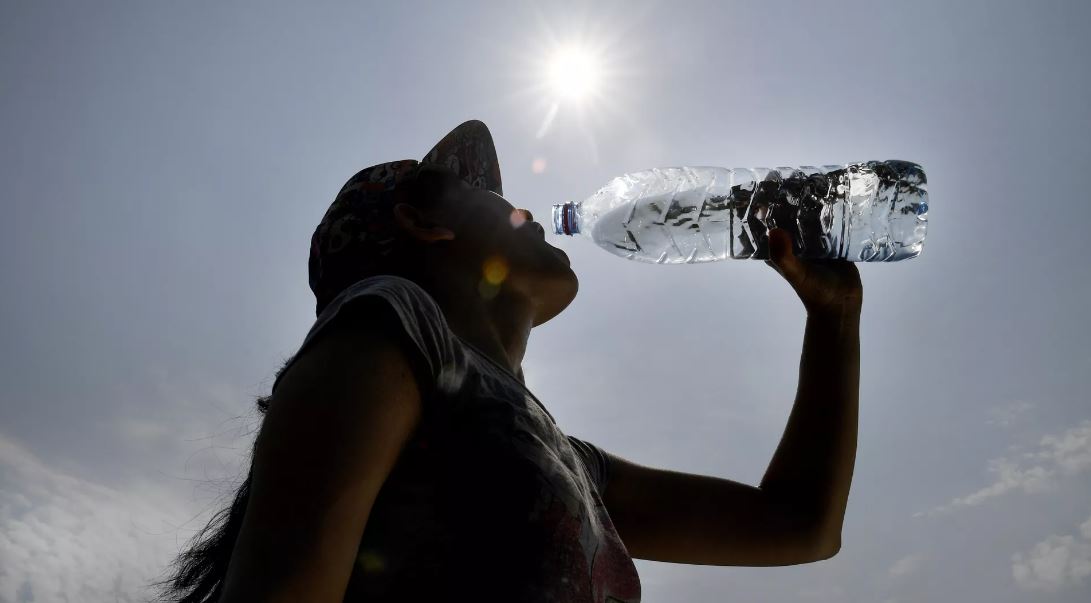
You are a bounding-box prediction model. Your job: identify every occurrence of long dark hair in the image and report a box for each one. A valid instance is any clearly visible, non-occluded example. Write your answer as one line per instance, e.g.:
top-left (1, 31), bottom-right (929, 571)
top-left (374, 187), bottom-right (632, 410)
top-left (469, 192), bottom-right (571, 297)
top-left (149, 365), bottom-right (282, 603)
top-left (152, 166), bottom-right (455, 602)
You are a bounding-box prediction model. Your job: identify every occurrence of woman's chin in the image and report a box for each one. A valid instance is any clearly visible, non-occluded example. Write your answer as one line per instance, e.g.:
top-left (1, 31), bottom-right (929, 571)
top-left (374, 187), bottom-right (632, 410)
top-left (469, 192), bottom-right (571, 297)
top-left (531, 269), bottom-right (578, 327)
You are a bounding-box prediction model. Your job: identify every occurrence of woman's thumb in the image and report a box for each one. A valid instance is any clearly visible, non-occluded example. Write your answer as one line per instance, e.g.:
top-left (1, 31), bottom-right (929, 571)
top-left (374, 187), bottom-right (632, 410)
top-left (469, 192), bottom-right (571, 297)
top-left (768, 228), bottom-right (803, 283)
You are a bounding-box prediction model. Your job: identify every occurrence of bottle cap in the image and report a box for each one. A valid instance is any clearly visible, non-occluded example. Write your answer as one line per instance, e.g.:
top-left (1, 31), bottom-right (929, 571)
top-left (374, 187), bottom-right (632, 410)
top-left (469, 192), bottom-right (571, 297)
top-left (552, 202), bottom-right (580, 235)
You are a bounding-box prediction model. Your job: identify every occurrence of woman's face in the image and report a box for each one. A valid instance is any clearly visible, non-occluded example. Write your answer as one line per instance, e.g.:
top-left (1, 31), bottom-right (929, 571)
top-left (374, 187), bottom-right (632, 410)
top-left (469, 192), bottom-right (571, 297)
top-left (428, 170), bottom-right (578, 326)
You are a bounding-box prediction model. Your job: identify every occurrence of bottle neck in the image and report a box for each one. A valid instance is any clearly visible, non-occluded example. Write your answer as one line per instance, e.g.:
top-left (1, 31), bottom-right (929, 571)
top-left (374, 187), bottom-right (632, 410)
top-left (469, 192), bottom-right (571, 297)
top-left (552, 202), bottom-right (580, 235)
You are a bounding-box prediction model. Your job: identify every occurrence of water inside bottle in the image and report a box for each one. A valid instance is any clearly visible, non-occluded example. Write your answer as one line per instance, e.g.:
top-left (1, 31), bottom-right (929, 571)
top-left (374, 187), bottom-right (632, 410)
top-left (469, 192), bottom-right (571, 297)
top-left (588, 163), bottom-right (927, 263)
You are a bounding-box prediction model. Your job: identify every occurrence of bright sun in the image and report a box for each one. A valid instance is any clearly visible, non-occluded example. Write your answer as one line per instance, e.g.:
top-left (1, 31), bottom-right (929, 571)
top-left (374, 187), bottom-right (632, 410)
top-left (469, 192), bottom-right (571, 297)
top-left (547, 45), bottom-right (601, 102)
top-left (520, 25), bottom-right (627, 140)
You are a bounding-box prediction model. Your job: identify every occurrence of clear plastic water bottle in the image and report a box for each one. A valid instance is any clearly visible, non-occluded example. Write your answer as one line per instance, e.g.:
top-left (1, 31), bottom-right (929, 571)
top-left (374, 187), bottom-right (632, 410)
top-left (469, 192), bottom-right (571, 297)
top-left (552, 160), bottom-right (928, 263)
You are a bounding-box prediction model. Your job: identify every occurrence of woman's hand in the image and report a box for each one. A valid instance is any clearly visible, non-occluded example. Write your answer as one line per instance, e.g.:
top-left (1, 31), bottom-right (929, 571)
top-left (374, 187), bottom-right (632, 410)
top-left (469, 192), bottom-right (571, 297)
top-left (764, 228), bottom-right (863, 316)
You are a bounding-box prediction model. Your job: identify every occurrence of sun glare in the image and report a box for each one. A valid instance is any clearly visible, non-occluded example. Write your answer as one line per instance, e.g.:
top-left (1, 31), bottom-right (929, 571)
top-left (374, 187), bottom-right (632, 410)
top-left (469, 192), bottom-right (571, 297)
top-left (505, 13), bottom-right (642, 144)
top-left (547, 45), bottom-right (601, 103)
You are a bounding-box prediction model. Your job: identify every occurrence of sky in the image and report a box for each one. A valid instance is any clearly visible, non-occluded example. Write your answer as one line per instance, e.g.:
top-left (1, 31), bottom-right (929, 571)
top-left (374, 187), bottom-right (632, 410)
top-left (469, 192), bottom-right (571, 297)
top-left (2, 0), bottom-right (1090, 601)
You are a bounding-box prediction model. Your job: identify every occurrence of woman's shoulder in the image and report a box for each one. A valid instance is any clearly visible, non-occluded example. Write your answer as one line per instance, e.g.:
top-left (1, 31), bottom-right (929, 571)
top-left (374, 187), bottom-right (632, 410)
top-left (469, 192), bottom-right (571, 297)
top-left (275, 274), bottom-right (465, 399)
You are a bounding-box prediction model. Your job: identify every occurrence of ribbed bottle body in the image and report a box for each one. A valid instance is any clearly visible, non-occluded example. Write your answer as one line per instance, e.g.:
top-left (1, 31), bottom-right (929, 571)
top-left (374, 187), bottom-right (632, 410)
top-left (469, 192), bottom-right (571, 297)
top-left (553, 161), bottom-right (928, 263)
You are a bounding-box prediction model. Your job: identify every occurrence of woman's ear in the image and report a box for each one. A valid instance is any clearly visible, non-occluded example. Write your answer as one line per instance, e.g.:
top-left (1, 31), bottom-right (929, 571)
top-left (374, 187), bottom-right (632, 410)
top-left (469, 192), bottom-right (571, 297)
top-left (392, 203), bottom-right (456, 242)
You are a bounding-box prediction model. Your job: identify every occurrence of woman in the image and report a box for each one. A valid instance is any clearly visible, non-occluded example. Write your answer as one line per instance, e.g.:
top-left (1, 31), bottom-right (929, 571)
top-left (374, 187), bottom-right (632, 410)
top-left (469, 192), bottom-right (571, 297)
top-left (156, 120), bottom-right (863, 602)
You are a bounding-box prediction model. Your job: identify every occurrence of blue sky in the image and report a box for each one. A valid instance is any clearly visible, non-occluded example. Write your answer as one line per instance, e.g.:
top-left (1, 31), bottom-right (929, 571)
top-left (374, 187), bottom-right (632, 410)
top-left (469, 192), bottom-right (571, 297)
top-left (2, 1), bottom-right (1090, 601)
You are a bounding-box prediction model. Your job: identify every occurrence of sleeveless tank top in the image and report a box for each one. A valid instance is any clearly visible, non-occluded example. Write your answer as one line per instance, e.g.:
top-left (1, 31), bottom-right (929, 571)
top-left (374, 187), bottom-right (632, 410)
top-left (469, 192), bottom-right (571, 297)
top-left (271, 275), bottom-right (641, 602)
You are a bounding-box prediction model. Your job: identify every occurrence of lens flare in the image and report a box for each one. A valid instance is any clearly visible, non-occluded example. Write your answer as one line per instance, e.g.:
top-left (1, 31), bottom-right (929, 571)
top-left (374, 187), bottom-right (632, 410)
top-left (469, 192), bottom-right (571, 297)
top-left (358, 550), bottom-right (386, 573)
top-left (483, 255), bottom-right (509, 286)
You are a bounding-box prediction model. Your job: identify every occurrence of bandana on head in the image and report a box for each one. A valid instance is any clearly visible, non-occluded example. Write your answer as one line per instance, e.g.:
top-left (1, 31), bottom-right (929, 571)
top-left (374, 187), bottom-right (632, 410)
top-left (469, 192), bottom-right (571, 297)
top-left (308, 120), bottom-right (503, 315)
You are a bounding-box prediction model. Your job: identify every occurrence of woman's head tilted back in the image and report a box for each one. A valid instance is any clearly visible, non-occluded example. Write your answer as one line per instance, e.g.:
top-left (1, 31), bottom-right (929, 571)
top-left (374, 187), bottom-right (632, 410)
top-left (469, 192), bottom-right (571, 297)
top-left (308, 120), bottom-right (577, 324)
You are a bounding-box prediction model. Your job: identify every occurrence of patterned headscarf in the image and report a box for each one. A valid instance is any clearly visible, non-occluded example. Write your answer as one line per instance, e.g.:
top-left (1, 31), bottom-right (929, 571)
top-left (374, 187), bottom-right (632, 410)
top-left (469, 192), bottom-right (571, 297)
top-left (308, 120), bottom-right (503, 315)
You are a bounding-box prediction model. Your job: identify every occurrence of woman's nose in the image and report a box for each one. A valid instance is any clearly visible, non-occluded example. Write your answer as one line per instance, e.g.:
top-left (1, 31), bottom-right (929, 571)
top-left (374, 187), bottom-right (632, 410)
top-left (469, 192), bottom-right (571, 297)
top-left (514, 208), bottom-right (543, 237)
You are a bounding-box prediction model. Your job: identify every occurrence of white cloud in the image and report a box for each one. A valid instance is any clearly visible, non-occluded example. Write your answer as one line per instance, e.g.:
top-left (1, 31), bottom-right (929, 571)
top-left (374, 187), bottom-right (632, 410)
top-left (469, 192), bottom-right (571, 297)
top-left (0, 369), bottom-right (259, 603)
top-left (887, 554), bottom-right (924, 578)
top-left (1012, 514), bottom-right (1091, 592)
top-left (1033, 423), bottom-right (1091, 474)
top-left (0, 434), bottom-right (215, 603)
top-left (917, 420), bottom-right (1091, 517)
top-left (986, 400), bottom-right (1035, 428)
